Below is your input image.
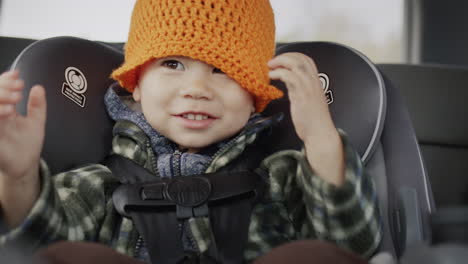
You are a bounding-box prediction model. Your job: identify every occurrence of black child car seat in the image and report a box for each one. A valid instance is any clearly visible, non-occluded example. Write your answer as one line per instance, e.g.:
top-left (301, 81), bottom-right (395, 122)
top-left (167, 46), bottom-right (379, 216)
top-left (5, 36), bottom-right (435, 261)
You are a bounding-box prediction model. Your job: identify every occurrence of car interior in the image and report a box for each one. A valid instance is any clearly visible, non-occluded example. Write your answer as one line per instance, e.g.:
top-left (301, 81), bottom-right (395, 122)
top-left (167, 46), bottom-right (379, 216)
top-left (1, 0), bottom-right (468, 263)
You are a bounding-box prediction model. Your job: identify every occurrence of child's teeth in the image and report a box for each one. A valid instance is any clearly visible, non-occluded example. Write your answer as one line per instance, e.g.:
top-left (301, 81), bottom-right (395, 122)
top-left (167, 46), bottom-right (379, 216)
top-left (183, 114), bottom-right (209, 120)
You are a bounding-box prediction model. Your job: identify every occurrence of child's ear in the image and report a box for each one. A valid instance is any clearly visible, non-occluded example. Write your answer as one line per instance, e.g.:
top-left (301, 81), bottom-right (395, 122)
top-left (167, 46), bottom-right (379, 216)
top-left (133, 85), bottom-right (141, 102)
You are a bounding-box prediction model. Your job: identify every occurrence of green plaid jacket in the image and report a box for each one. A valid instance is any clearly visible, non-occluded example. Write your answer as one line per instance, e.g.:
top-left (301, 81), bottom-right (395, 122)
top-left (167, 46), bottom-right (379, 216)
top-left (0, 119), bottom-right (382, 262)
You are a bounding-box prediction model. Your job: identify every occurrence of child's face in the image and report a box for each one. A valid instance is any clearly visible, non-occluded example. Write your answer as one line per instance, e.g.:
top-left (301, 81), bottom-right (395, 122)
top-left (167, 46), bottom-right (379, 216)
top-left (133, 56), bottom-right (255, 152)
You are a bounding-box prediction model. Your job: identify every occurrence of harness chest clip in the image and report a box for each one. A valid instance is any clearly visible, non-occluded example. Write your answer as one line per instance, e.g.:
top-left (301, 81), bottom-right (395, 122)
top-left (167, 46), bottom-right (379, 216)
top-left (141, 176), bottom-right (212, 219)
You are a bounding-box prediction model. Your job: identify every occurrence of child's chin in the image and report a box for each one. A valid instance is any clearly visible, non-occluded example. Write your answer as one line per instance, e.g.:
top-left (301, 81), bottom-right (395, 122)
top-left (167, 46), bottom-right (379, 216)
top-left (174, 138), bottom-right (216, 152)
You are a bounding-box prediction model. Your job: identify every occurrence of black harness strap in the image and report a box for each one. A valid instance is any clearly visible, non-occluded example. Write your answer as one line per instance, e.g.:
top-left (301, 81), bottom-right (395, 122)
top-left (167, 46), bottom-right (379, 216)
top-left (106, 154), bottom-right (267, 264)
top-left (108, 154), bottom-right (264, 218)
top-left (106, 115), bottom-right (281, 264)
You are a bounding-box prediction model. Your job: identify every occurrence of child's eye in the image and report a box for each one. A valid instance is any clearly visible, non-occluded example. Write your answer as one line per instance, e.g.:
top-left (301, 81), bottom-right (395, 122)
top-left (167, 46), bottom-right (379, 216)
top-left (161, 60), bottom-right (185, 70)
top-left (213, 67), bottom-right (225, 74)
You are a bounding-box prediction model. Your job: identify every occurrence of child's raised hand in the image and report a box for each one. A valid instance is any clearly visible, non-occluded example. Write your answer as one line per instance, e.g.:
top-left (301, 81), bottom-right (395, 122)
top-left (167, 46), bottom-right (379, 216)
top-left (0, 70), bottom-right (46, 180)
top-left (268, 53), bottom-right (345, 186)
top-left (268, 53), bottom-right (336, 143)
top-left (0, 70), bottom-right (46, 226)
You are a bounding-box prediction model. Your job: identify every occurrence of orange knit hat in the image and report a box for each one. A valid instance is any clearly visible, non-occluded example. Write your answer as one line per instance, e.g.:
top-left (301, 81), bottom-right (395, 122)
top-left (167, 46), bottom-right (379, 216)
top-left (111, 0), bottom-right (284, 112)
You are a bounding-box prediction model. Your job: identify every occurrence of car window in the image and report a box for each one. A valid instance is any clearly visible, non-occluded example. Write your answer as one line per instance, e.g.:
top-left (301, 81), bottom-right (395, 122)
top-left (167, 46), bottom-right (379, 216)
top-left (0, 0), bottom-right (404, 63)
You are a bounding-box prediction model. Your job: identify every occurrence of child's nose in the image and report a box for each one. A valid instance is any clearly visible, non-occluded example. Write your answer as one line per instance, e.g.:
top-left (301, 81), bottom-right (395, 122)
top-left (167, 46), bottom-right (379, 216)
top-left (179, 78), bottom-right (214, 100)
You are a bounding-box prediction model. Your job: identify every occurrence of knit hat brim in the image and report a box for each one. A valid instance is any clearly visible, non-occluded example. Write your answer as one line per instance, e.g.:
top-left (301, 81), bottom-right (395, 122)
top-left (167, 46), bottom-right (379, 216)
top-left (111, 41), bottom-right (283, 112)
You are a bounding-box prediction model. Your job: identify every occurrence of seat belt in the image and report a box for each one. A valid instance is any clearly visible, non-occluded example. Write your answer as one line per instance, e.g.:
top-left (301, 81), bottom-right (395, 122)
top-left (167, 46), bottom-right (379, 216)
top-left (106, 154), bottom-right (267, 264)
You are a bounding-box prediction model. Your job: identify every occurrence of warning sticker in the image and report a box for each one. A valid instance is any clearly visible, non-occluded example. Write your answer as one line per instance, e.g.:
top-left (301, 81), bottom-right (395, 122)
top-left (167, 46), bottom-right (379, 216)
top-left (62, 83), bottom-right (86, 107)
top-left (61, 67), bottom-right (87, 107)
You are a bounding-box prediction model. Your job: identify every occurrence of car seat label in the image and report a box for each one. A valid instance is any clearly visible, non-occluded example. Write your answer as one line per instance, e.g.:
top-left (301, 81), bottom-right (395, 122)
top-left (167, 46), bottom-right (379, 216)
top-left (319, 73), bottom-right (334, 105)
top-left (61, 67), bottom-right (87, 107)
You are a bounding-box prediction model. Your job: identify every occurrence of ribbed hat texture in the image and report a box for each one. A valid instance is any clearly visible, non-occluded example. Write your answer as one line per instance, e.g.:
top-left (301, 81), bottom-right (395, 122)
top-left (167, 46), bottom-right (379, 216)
top-left (111, 0), bottom-right (283, 112)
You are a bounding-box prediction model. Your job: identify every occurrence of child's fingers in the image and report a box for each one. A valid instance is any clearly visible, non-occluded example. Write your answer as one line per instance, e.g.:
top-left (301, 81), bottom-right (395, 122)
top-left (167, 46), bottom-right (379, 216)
top-left (268, 54), bottom-right (294, 69)
top-left (269, 67), bottom-right (301, 89)
top-left (0, 71), bottom-right (21, 88)
top-left (268, 52), bottom-right (318, 73)
top-left (26, 85), bottom-right (47, 126)
top-left (0, 104), bottom-right (15, 118)
top-left (0, 70), bottom-right (20, 79)
top-left (9, 79), bottom-right (25, 91)
top-left (0, 78), bottom-right (25, 94)
top-left (0, 86), bottom-right (23, 104)
top-left (269, 67), bottom-right (293, 82)
top-left (0, 71), bottom-right (24, 104)
top-left (0, 71), bottom-right (20, 118)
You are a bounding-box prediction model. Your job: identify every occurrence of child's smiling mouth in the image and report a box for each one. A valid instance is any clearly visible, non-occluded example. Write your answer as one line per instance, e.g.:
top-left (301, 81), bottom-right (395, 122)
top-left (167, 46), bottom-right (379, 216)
top-left (174, 111), bottom-right (218, 129)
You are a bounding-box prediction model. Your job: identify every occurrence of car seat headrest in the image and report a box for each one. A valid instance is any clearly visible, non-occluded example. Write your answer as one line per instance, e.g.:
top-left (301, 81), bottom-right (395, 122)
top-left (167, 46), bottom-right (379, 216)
top-left (12, 37), bottom-right (123, 174)
top-left (11, 37), bottom-right (385, 174)
top-left (264, 42), bottom-right (386, 163)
